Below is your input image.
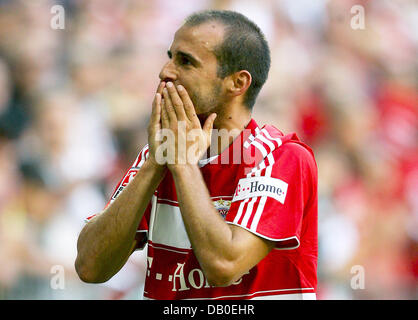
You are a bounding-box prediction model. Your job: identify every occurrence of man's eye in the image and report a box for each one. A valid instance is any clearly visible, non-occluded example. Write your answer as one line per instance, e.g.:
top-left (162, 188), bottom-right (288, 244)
top-left (179, 56), bottom-right (192, 66)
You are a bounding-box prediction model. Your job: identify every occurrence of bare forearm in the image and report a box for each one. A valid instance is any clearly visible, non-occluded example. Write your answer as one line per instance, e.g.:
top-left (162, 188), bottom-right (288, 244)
top-left (75, 160), bottom-right (166, 282)
top-left (170, 165), bottom-right (237, 283)
top-left (171, 165), bottom-right (273, 286)
top-left (158, 83), bottom-right (274, 287)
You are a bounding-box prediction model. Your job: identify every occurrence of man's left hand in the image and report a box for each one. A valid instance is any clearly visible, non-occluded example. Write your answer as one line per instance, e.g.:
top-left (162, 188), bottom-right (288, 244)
top-left (160, 82), bottom-right (217, 169)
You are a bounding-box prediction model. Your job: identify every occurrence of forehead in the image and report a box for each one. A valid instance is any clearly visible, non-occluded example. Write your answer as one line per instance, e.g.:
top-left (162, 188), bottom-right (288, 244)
top-left (170, 22), bottom-right (225, 60)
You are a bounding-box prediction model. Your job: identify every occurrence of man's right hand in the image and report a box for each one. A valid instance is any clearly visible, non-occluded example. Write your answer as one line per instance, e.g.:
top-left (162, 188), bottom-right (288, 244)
top-left (147, 81), bottom-right (166, 167)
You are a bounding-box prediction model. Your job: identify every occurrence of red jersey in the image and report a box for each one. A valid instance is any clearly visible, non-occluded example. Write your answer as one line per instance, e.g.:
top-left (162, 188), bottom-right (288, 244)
top-left (86, 119), bottom-right (318, 300)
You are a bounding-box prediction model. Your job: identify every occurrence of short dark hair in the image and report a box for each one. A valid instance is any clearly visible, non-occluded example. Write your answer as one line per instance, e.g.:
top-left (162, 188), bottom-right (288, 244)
top-left (184, 10), bottom-right (271, 110)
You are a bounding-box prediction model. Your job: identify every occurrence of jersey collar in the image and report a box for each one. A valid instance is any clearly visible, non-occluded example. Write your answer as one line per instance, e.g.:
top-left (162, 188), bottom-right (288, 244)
top-left (198, 118), bottom-right (260, 167)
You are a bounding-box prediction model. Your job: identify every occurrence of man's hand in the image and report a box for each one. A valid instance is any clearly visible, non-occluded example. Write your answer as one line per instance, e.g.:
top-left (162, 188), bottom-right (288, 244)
top-left (147, 81), bottom-right (166, 167)
top-left (76, 82), bottom-right (169, 282)
top-left (160, 82), bottom-right (217, 168)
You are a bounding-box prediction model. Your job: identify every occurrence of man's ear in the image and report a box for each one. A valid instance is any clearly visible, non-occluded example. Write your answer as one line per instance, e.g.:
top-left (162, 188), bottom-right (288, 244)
top-left (226, 70), bottom-right (252, 97)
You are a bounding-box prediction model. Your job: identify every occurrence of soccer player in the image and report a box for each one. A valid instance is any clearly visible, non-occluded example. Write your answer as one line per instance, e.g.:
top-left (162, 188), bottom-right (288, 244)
top-left (75, 10), bottom-right (318, 300)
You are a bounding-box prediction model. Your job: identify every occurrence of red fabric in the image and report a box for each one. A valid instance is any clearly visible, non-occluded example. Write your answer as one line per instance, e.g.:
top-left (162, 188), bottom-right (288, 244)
top-left (85, 119), bottom-right (318, 299)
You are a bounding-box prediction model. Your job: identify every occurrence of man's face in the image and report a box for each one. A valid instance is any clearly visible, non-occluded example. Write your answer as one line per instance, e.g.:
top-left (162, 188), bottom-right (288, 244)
top-left (159, 22), bottom-right (226, 116)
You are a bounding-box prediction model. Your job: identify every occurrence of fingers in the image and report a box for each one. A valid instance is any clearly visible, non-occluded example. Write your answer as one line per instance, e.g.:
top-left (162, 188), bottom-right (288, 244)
top-left (149, 93), bottom-right (161, 137)
top-left (162, 88), bottom-right (178, 123)
top-left (161, 82), bottom-right (200, 128)
top-left (165, 82), bottom-right (187, 121)
top-left (151, 81), bottom-right (165, 127)
top-left (203, 113), bottom-right (217, 134)
top-left (157, 81), bottom-right (165, 95)
top-left (176, 85), bottom-right (198, 122)
top-left (161, 97), bottom-right (170, 129)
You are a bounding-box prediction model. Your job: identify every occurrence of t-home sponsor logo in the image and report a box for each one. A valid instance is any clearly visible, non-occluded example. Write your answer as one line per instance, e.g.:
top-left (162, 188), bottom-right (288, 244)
top-left (233, 176), bottom-right (288, 204)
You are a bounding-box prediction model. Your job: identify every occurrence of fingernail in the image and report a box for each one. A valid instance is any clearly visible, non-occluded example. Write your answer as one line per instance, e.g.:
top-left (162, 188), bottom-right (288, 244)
top-left (166, 82), bottom-right (173, 88)
top-left (177, 85), bottom-right (183, 91)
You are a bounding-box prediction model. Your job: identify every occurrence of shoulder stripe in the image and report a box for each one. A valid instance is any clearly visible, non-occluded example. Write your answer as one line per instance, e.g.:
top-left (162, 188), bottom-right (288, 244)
top-left (252, 140), bottom-right (268, 158)
top-left (261, 128), bottom-right (282, 147)
top-left (256, 133), bottom-right (275, 152)
top-left (233, 151), bottom-right (277, 231)
top-left (250, 153), bottom-right (275, 231)
top-left (233, 197), bottom-right (250, 225)
top-left (241, 196), bottom-right (258, 227)
top-left (244, 133), bottom-right (255, 149)
top-left (135, 145), bottom-right (149, 168)
top-left (236, 151), bottom-right (268, 227)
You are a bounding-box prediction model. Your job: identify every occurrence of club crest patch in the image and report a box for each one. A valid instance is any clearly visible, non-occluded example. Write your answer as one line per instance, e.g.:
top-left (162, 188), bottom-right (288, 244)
top-left (213, 199), bottom-right (231, 219)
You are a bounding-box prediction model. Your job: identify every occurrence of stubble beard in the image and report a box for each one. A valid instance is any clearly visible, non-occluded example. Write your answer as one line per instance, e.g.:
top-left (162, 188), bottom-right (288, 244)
top-left (191, 83), bottom-right (222, 125)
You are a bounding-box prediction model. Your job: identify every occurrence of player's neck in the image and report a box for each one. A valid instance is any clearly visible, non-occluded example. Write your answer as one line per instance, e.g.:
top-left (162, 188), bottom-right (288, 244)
top-left (207, 102), bottom-right (252, 157)
top-left (213, 104), bottom-right (251, 131)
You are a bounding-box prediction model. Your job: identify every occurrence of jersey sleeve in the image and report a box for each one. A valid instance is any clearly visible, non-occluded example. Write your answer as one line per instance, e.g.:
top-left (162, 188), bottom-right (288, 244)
top-left (226, 142), bottom-right (317, 249)
top-left (84, 144), bottom-right (152, 250)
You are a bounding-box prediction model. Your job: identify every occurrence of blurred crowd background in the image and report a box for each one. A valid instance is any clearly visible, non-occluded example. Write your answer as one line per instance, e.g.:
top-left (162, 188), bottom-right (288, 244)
top-left (0, 0), bottom-right (416, 300)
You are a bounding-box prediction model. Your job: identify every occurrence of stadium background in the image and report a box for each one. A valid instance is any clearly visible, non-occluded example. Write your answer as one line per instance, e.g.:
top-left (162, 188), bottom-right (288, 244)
top-left (0, 0), bottom-right (416, 299)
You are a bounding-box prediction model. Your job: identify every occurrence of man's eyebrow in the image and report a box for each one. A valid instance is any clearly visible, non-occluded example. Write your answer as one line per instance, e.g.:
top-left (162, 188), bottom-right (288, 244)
top-left (167, 50), bottom-right (201, 65)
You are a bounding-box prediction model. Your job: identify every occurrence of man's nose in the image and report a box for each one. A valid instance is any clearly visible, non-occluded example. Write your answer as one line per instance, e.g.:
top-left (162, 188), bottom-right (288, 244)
top-left (159, 60), bottom-right (178, 82)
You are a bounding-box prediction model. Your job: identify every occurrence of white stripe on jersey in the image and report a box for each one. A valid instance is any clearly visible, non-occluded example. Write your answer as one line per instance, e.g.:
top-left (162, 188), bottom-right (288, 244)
top-left (251, 140), bottom-right (267, 158)
top-left (170, 288), bottom-right (316, 300)
top-left (150, 203), bottom-right (191, 249)
top-left (135, 145), bottom-right (149, 168)
top-left (233, 197), bottom-right (251, 224)
top-left (234, 127), bottom-right (283, 231)
top-left (250, 292), bottom-right (316, 300)
top-left (244, 133), bottom-right (256, 149)
top-left (261, 128), bottom-right (282, 147)
top-left (241, 196), bottom-right (258, 227)
top-left (143, 292), bottom-right (316, 300)
top-left (250, 153), bottom-right (275, 231)
top-left (233, 148), bottom-right (264, 225)
top-left (148, 242), bottom-right (190, 255)
top-left (256, 133), bottom-right (275, 152)
top-left (249, 157), bottom-right (266, 175)
top-left (239, 153), bottom-right (265, 227)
